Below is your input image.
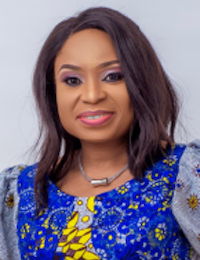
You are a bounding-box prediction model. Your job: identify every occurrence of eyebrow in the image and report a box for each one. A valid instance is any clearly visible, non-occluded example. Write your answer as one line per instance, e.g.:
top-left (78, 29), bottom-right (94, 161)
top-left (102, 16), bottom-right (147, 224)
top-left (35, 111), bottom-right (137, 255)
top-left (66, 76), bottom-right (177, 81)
top-left (58, 60), bottom-right (120, 73)
top-left (98, 60), bottom-right (120, 69)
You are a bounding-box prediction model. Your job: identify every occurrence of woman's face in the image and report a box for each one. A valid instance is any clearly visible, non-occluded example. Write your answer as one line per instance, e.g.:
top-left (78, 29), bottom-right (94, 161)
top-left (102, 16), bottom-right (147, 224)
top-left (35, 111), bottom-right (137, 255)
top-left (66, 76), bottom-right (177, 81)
top-left (54, 29), bottom-right (133, 144)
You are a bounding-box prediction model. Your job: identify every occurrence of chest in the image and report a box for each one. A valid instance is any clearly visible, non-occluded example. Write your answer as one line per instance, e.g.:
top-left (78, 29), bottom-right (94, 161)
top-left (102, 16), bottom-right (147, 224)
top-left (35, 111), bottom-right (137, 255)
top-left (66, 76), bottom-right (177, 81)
top-left (17, 176), bottom-right (192, 260)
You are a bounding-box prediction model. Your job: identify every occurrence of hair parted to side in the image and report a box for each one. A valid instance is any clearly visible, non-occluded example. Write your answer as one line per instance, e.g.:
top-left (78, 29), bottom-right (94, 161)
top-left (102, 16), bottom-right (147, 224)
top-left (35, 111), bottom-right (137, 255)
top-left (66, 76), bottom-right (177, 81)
top-left (33, 7), bottom-right (179, 211)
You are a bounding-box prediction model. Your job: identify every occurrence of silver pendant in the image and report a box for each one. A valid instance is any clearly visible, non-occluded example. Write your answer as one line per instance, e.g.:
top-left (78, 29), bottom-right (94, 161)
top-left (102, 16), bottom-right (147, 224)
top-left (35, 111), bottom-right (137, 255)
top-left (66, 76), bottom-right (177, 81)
top-left (91, 178), bottom-right (108, 187)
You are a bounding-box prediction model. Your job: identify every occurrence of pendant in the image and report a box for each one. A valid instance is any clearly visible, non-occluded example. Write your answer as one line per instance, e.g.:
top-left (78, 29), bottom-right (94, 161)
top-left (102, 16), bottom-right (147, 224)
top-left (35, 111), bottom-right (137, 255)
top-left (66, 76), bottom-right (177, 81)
top-left (91, 178), bottom-right (108, 187)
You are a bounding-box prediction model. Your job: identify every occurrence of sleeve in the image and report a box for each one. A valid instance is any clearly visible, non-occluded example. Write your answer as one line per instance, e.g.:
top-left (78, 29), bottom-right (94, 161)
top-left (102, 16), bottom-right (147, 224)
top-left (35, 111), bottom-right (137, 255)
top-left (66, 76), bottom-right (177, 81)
top-left (0, 165), bottom-right (26, 260)
top-left (172, 140), bottom-right (200, 258)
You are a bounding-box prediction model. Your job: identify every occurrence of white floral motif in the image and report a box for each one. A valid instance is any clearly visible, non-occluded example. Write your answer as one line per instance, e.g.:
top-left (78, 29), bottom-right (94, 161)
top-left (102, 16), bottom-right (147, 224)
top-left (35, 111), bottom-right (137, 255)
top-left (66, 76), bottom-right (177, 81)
top-left (118, 233), bottom-right (126, 244)
top-left (137, 216), bottom-right (150, 229)
top-left (96, 248), bottom-right (108, 260)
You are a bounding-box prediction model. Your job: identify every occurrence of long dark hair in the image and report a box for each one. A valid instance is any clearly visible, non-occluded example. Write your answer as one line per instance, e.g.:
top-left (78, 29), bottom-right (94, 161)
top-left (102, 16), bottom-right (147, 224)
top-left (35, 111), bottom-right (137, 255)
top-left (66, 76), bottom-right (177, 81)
top-left (33, 7), bottom-right (179, 210)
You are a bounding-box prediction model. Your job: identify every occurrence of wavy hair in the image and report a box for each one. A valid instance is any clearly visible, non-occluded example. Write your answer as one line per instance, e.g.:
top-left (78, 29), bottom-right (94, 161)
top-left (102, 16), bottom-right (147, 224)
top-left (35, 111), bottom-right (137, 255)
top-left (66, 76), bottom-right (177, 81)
top-left (33, 7), bottom-right (179, 210)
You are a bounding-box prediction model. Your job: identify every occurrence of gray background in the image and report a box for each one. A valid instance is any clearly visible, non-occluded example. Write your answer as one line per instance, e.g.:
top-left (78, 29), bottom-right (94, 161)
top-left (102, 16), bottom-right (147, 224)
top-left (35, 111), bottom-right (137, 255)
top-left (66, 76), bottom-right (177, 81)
top-left (0, 0), bottom-right (199, 170)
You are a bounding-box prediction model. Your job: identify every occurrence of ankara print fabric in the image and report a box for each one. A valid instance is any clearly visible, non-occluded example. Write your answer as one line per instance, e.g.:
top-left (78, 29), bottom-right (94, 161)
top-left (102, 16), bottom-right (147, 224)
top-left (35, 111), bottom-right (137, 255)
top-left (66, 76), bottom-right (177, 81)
top-left (172, 140), bottom-right (200, 257)
top-left (16, 143), bottom-right (194, 260)
top-left (17, 164), bottom-right (75, 260)
top-left (0, 142), bottom-right (200, 260)
top-left (54, 197), bottom-right (100, 259)
top-left (0, 165), bottom-right (26, 260)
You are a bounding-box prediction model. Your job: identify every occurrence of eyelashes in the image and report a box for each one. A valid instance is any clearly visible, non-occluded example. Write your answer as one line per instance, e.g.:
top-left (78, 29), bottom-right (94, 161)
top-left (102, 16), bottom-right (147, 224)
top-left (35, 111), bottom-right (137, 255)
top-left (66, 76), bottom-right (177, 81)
top-left (60, 70), bottom-right (124, 87)
top-left (63, 77), bottom-right (83, 87)
top-left (60, 72), bottom-right (83, 87)
top-left (102, 72), bottom-right (124, 82)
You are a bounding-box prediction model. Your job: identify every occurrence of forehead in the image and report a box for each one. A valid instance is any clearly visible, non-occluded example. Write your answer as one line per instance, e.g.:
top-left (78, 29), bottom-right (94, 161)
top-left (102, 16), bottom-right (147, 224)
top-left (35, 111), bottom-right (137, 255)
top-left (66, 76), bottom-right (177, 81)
top-left (55, 29), bottom-right (118, 70)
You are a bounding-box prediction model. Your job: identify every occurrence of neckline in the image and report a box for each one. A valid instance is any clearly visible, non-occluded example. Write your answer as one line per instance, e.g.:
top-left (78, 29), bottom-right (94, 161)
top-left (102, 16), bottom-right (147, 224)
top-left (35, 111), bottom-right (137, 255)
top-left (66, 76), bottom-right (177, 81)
top-left (48, 143), bottom-right (183, 199)
top-left (49, 176), bottom-right (138, 199)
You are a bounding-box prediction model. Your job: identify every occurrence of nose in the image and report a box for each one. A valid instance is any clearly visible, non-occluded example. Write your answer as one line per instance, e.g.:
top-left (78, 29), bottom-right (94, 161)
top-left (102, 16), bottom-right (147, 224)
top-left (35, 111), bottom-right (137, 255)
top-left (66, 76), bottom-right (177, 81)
top-left (80, 78), bottom-right (106, 104)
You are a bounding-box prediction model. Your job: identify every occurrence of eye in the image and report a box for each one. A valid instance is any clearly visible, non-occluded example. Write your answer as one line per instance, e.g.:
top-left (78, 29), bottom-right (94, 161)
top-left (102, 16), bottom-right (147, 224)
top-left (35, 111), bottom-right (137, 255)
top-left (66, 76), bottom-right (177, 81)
top-left (102, 72), bottom-right (124, 82)
top-left (63, 77), bottom-right (82, 87)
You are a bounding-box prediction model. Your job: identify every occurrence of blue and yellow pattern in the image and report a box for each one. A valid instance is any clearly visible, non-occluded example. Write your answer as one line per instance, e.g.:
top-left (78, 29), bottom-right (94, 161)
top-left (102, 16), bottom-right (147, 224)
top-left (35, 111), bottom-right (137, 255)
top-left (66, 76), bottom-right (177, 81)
top-left (17, 144), bottom-right (194, 259)
top-left (55, 197), bottom-right (100, 259)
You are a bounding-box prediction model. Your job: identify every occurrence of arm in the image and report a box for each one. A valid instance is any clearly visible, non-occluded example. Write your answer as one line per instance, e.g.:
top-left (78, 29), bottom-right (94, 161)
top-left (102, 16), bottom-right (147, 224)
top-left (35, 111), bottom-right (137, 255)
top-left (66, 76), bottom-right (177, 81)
top-left (172, 140), bottom-right (200, 258)
top-left (0, 165), bottom-right (26, 260)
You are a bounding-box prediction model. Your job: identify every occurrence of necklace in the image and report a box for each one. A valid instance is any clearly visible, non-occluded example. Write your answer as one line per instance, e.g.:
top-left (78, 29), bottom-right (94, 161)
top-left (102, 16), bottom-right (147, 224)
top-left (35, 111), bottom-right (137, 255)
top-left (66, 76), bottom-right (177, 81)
top-left (78, 151), bottom-right (129, 187)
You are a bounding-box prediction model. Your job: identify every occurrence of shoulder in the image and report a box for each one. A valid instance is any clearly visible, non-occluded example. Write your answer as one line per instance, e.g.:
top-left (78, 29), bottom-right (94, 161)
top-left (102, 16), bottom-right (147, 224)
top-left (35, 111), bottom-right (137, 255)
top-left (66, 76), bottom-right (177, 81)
top-left (172, 139), bottom-right (200, 256)
top-left (0, 165), bottom-right (27, 197)
top-left (0, 163), bottom-right (37, 212)
top-left (180, 139), bottom-right (200, 170)
top-left (174, 139), bottom-right (200, 189)
top-left (17, 163), bottom-right (38, 193)
top-left (0, 164), bottom-right (26, 181)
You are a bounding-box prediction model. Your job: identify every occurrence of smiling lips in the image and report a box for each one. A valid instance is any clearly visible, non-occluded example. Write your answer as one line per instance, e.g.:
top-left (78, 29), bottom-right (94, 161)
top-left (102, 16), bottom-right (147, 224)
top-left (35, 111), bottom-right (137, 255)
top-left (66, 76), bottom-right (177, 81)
top-left (77, 110), bottom-right (114, 126)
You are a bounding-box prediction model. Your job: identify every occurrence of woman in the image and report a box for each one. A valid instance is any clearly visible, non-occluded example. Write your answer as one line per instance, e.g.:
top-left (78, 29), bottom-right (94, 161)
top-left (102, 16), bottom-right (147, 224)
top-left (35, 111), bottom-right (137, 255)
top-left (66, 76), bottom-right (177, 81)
top-left (0, 7), bottom-right (199, 260)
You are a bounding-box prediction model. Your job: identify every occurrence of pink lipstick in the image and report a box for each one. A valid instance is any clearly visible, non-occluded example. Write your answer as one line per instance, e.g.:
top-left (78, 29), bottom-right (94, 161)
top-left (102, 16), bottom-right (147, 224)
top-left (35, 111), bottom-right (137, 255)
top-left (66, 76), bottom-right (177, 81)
top-left (77, 110), bottom-right (114, 126)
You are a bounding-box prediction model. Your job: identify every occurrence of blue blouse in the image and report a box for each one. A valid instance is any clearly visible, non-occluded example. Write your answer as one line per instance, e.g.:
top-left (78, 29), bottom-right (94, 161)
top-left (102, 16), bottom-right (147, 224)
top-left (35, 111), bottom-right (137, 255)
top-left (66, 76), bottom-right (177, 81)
top-left (15, 143), bottom-right (194, 259)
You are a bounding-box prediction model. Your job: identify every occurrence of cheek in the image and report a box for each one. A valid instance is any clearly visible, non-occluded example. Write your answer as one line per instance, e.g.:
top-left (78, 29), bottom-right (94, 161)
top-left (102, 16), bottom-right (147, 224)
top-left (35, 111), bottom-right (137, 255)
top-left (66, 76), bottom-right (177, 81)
top-left (119, 91), bottom-right (134, 127)
top-left (57, 104), bottom-right (77, 136)
top-left (56, 90), bottom-right (67, 116)
top-left (122, 106), bottom-right (134, 129)
top-left (113, 86), bottom-right (133, 117)
top-left (56, 88), bottom-right (74, 131)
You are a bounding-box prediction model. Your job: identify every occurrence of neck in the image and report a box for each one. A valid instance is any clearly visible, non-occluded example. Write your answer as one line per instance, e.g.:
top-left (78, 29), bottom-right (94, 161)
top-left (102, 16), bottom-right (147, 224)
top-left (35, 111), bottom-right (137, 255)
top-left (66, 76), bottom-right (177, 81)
top-left (79, 139), bottom-right (129, 179)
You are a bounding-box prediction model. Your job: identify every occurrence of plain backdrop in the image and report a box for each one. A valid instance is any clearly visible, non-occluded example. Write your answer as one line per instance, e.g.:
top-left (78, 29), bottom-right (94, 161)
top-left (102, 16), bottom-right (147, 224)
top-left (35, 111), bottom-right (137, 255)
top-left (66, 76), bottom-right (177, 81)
top-left (0, 0), bottom-right (199, 170)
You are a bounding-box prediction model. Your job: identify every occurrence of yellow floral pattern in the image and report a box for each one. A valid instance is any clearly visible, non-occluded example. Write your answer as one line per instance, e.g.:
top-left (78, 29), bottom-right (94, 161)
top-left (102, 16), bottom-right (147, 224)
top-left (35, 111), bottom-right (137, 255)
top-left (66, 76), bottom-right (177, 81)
top-left (187, 194), bottom-right (199, 210)
top-left (6, 194), bottom-right (14, 208)
top-left (163, 155), bottom-right (177, 166)
top-left (155, 223), bottom-right (167, 241)
top-left (117, 186), bottom-right (128, 195)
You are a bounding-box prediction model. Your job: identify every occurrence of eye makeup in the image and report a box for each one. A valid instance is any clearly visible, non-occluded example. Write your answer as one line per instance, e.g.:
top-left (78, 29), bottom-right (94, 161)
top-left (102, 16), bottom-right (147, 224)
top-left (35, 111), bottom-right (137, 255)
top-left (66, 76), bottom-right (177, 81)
top-left (59, 71), bottom-right (83, 83)
top-left (58, 67), bottom-right (124, 84)
top-left (101, 67), bottom-right (124, 81)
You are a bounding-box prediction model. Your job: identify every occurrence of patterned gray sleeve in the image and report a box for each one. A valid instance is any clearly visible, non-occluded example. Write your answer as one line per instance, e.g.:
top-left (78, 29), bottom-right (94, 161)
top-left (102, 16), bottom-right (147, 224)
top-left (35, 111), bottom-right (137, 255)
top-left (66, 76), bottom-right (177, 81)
top-left (0, 165), bottom-right (26, 260)
top-left (172, 140), bottom-right (200, 259)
